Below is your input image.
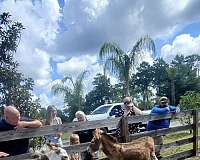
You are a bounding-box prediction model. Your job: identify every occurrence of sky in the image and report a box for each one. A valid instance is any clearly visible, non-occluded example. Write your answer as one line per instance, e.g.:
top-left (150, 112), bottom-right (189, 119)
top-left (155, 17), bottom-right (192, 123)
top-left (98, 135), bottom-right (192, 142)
top-left (0, 0), bottom-right (200, 108)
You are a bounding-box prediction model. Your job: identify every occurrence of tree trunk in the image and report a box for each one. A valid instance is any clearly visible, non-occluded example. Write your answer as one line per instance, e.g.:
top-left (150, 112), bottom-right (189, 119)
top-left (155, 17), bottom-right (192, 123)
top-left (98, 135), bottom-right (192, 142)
top-left (124, 80), bottom-right (130, 97)
top-left (143, 91), bottom-right (146, 109)
top-left (171, 79), bottom-right (175, 105)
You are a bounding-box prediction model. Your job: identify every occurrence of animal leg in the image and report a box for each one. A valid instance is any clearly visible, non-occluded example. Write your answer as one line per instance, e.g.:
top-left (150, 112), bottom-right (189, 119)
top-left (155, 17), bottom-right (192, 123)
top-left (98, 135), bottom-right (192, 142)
top-left (151, 153), bottom-right (158, 160)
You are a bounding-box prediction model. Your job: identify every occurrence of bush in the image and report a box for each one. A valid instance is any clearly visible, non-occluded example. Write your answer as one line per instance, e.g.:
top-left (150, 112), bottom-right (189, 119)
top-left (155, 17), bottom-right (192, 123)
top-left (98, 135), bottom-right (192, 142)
top-left (179, 91), bottom-right (200, 130)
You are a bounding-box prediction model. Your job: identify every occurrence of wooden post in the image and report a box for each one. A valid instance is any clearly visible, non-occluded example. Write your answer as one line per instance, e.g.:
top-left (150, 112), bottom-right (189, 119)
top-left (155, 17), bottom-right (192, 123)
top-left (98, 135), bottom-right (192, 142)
top-left (120, 116), bottom-right (129, 143)
top-left (192, 109), bottom-right (198, 156)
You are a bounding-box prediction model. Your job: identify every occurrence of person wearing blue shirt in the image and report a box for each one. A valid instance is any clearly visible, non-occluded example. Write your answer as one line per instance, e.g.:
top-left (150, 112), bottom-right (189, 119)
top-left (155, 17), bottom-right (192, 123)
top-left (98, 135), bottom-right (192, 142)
top-left (147, 96), bottom-right (179, 159)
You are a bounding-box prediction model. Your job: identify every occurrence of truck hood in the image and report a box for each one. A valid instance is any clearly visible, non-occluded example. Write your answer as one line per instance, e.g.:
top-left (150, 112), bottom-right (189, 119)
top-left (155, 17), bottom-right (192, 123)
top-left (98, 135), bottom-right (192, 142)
top-left (73, 114), bottom-right (108, 122)
top-left (86, 114), bottom-right (107, 121)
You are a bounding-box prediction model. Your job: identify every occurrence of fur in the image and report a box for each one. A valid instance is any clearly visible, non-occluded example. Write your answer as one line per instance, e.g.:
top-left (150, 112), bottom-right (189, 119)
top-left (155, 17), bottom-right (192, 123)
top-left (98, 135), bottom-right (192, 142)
top-left (89, 129), bottom-right (158, 160)
top-left (31, 143), bottom-right (69, 160)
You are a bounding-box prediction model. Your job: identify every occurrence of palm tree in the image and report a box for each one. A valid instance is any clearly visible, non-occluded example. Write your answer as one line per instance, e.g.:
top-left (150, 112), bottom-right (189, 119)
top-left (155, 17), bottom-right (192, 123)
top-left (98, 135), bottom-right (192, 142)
top-left (51, 70), bottom-right (88, 120)
top-left (99, 35), bottom-right (156, 96)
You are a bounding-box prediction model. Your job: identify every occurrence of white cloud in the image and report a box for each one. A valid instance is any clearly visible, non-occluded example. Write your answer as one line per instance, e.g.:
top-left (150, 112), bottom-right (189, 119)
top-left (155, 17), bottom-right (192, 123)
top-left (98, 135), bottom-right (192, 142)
top-left (56, 55), bottom-right (102, 93)
top-left (34, 79), bottom-right (65, 108)
top-left (161, 34), bottom-right (200, 62)
top-left (1, 0), bottom-right (200, 107)
top-left (38, 93), bottom-right (64, 108)
top-left (53, 0), bottom-right (200, 57)
top-left (15, 48), bottom-right (51, 83)
top-left (57, 55), bottom-right (97, 76)
top-left (163, 0), bottom-right (190, 16)
top-left (0, 0), bottom-right (61, 107)
top-left (82, 0), bottom-right (109, 21)
top-left (0, 0), bottom-right (61, 82)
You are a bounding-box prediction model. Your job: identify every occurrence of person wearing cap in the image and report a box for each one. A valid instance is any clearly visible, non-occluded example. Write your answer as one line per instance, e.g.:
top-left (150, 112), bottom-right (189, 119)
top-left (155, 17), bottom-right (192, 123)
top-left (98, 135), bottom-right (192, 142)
top-left (115, 97), bottom-right (143, 137)
top-left (147, 96), bottom-right (180, 159)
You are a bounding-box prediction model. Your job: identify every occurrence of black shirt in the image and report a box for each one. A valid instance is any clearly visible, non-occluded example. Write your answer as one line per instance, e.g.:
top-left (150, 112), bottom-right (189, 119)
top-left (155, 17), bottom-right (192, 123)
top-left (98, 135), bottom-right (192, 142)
top-left (74, 129), bottom-right (94, 143)
top-left (0, 119), bottom-right (29, 156)
top-left (115, 108), bottom-right (141, 136)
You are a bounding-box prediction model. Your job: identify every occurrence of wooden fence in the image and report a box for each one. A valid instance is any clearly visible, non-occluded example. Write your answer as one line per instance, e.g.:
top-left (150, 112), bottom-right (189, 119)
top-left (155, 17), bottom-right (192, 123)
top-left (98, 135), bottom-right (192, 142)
top-left (0, 109), bottom-right (199, 160)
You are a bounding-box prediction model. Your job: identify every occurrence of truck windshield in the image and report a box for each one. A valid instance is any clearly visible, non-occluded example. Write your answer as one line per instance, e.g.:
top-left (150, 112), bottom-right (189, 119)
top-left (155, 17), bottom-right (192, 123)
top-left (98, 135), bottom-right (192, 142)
top-left (91, 105), bottom-right (112, 115)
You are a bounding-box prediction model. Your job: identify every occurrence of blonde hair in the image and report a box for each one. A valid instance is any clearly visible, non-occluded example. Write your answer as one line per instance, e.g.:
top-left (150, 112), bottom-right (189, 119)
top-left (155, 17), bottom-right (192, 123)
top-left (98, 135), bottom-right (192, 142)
top-left (75, 111), bottom-right (86, 118)
top-left (70, 134), bottom-right (80, 145)
top-left (45, 105), bottom-right (57, 125)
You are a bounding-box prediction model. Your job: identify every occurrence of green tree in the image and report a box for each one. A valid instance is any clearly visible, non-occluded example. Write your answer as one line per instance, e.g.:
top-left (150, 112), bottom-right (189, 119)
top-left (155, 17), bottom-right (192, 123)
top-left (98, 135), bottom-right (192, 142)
top-left (167, 67), bottom-right (177, 105)
top-left (85, 73), bottom-right (113, 113)
top-left (57, 109), bottom-right (69, 123)
top-left (99, 36), bottom-right (156, 96)
top-left (179, 91), bottom-right (200, 129)
top-left (180, 91), bottom-right (200, 110)
top-left (151, 55), bottom-right (200, 105)
top-left (152, 58), bottom-right (169, 96)
top-left (0, 12), bottom-right (41, 118)
top-left (111, 83), bottom-right (124, 102)
top-left (52, 71), bottom-right (88, 121)
top-left (170, 55), bottom-right (200, 105)
top-left (134, 62), bottom-right (154, 109)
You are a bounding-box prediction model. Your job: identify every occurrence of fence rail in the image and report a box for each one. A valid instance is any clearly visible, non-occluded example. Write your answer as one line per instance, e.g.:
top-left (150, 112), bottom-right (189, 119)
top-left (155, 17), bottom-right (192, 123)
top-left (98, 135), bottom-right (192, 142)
top-left (0, 109), bottom-right (199, 160)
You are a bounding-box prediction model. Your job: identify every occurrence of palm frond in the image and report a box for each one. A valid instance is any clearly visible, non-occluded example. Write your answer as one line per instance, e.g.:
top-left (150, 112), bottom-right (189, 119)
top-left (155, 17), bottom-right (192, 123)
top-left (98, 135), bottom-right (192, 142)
top-left (104, 57), bottom-right (121, 76)
top-left (76, 70), bottom-right (89, 83)
top-left (100, 42), bottom-right (125, 75)
top-left (74, 70), bottom-right (89, 96)
top-left (130, 35), bottom-right (156, 60)
top-left (62, 76), bottom-right (75, 88)
top-left (99, 42), bottom-right (125, 61)
top-left (51, 83), bottom-right (71, 96)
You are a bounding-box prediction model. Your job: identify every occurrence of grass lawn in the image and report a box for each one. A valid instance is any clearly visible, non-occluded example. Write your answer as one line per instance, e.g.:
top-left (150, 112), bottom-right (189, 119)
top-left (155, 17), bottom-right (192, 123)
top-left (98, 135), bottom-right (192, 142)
top-left (62, 132), bottom-right (71, 141)
top-left (162, 130), bottom-right (200, 159)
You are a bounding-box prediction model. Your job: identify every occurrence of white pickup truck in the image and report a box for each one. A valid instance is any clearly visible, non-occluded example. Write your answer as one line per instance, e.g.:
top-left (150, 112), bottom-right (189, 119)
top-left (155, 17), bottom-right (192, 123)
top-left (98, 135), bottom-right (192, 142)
top-left (74, 103), bottom-right (151, 132)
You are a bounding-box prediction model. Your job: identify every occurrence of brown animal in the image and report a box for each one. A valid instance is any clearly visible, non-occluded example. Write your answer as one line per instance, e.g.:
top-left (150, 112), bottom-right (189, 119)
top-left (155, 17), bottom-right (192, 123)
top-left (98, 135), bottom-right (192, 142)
top-left (88, 129), bottom-right (158, 160)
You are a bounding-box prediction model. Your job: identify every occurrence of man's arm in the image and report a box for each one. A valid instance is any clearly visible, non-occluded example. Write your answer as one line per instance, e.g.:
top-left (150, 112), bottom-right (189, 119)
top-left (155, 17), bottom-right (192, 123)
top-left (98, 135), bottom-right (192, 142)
top-left (16, 120), bottom-right (42, 129)
top-left (169, 105), bottom-right (176, 111)
top-left (0, 151), bottom-right (9, 157)
top-left (151, 106), bottom-right (170, 114)
top-left (133, 106), bottom-right (143, 115)
top-left (169, 105), bottom-right (180, 113)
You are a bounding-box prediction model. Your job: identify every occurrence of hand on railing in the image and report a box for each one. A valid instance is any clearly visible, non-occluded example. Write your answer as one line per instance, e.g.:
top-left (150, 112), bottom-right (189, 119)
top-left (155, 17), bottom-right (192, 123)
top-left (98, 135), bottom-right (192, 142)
top-left (15, 121), bottom-right (28, 129)
top-left (175, 107), bottom-right (180, 113)
top-left (0, 151), bottom-right (9, 157)
top-left (171, 107), bottom-right (180, 114)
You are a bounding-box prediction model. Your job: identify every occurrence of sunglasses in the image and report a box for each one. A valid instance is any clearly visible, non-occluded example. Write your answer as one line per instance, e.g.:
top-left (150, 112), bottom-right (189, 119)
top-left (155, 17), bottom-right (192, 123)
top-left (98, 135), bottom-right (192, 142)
top-left (124, 101), bottom-right (131, 105)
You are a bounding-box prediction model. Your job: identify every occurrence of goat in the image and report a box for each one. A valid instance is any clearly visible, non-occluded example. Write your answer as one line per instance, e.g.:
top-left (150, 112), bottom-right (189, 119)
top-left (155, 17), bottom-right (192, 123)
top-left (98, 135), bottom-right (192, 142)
top-left (31, 143), bottom-right (69, 160)
top-left (88, 128), bottom-right (158, 160)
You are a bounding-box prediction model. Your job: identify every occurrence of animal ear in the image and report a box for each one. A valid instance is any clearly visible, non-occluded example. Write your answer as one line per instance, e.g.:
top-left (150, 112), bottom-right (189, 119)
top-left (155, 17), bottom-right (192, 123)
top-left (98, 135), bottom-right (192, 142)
top-left (31, 154), bottom-right (40, 159)
top-left (99, 129), bottom-right (104, 134)
top-left (54, 143), bottom-right (59, 148)
top-left (95, 128), bottom-right (101, 133)
top-left (41, 154), bottom-right (49, 160)
top-left (93, 129), bottom-right (98, 135)
top-left (55, 149), bottom-right (61, 155)
top-left (95, 128), bottom-right (104, 135)
top-left (61, 155), bottom-right (69, 160)
top-left (46, 142), bottom-right (54, 149)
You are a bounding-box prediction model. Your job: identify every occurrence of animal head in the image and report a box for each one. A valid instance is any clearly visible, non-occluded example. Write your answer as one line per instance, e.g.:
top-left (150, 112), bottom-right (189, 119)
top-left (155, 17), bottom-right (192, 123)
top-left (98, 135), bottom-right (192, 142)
top-left (88, 128), bottom-right (104, 153)
top-left (31, 143), bottom-right (69, 160)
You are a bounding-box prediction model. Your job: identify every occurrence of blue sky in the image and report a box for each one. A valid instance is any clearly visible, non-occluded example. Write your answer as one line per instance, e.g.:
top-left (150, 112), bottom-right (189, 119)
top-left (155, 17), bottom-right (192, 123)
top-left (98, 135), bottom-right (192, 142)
top-left (155, 21), bottom-right (200, 56)
top-left (0, 0), bottom-right (200, 108)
